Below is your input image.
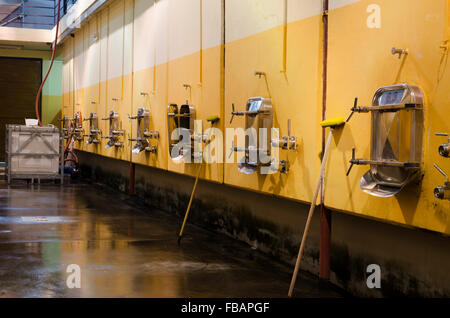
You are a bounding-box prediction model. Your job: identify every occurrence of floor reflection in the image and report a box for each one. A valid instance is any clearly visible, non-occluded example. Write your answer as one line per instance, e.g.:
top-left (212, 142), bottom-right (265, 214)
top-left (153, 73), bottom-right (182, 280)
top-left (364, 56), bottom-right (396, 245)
top-left (0, 182), bottom-right (343, 298)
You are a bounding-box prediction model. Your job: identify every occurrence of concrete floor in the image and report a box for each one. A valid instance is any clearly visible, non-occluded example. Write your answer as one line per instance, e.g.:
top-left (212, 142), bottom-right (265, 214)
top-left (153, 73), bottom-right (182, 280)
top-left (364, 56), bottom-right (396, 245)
top-left (0, 181), bottom-right (343, 298)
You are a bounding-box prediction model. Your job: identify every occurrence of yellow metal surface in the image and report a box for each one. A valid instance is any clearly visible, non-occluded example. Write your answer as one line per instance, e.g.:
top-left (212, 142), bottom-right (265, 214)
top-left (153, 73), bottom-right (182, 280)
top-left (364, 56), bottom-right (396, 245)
top-left (224, 15), bottom-right (323, 203)
top-left (325, 0), bottom-right (450, 233)
top-left (61, 0), bottom-right (450, 234)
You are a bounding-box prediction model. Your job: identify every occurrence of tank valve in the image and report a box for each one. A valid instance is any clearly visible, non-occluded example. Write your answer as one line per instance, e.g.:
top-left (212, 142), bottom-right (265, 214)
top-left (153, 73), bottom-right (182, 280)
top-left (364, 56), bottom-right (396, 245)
top-left (434, 164), bottom-right (450, 201)
top-left (436, 133), bottom-right (450, 158)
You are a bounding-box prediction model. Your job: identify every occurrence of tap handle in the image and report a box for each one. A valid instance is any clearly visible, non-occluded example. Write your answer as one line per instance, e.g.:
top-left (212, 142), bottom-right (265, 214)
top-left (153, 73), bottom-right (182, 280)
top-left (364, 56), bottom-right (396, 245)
top-left (346, 147), bottom-right (356, 176)
top-left (230, 104), bottom-right (236, 124)
top-left (228, 140), bottom-right (235, 159)
top-left (434, 164), bottom-right (449, 183)
top-left (346, 97), bottom-right (358, 122)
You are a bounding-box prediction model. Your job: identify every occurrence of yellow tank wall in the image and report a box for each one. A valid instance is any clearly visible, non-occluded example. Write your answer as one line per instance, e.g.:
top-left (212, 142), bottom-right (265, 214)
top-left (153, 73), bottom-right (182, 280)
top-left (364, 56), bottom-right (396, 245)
top-left (325, 0), bottom-right (450, 233)
top-left (61, 0), bottom-right (450, 234)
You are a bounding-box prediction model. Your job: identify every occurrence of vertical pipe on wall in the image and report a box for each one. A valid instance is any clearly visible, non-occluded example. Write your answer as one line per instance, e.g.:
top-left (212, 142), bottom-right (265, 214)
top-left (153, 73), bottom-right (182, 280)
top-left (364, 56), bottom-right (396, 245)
top-left (105, 6), bottom-right (110, 118)
top-left (121, 0), bottom-right (126, 101)
top-left (130, 0), bottom-right (135, 121)
top-left (199, 0), bottom-right (203, 85)
top-left (152, 0), bottom-right (157, 94)
top-left (165, 1), bottom-right (169, 111)
top-left (281, 0), bottom-right (287, 73)
top-left (221, 0), bottom-right (225, 181)
top-left (446, 0), bottom-right (450, 38)
top-left (438, 0), bottom-right (450, 84)
top-left (72, 34), bottom-right (76, 117)
top-left (319, 0), bottom-right (331, 281)
top-left (129, 0), bottom-right (136, 196)
top-left (82, 21), bottom-right (86, 110)
top-left (129, 162), bottom-right (135, 195)
top-left (98, 13), bottom-right (101, 105)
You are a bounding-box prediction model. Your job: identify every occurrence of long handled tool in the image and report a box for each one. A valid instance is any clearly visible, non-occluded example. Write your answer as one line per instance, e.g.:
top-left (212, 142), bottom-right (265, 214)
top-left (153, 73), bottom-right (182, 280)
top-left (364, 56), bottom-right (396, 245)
top-left (288, 117), bottom-right (345, 297)
top-left (178, 115), bottom-right (220, 245)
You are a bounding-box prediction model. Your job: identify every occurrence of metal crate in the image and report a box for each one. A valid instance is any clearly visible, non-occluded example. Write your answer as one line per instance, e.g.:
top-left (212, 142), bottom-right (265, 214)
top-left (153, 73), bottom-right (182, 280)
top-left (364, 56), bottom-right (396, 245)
top-left (5, 125), bottom-right (64, 184)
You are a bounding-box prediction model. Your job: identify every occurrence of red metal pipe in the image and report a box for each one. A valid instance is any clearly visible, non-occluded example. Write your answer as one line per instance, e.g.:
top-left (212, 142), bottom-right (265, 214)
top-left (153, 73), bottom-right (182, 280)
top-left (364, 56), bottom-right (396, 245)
top-left (64, 158), bottom-right (77, 164)
top-left (319, 0), bottom-right (332, 281)
top-left (67, 149), bottom-right (79, 164)
top-left (129, 162), bottom-right (135, 196)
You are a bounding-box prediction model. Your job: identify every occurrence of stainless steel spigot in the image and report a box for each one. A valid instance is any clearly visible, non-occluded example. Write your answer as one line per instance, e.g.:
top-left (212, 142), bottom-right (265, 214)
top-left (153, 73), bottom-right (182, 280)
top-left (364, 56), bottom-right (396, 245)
top-left (436, 133), bottom-right (450, 158)
top-left (131, 140), bottom-right (145, 154)
top-left (434, 164), bottom-right (450, 200)
top-left (284, 119), bottom-right (297, 150)
top-left (149, 131), bottom-right (159, 139)
top-left (280, 160), bottom-right (289, 174)
top-left (145, 145), bottom-right (157, 154)
top-left (102, 137), bottom-right (115, 149)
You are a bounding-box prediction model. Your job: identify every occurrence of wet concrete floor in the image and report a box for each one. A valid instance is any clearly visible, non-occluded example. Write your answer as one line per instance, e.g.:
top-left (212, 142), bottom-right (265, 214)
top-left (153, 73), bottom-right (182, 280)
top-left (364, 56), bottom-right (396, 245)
top-left (0, 181), bottom-right (344, 298)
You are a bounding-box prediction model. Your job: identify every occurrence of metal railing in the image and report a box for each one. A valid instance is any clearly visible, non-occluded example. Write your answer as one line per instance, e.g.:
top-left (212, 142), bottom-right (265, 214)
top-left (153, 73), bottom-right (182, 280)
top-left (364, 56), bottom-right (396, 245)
top-left (0, 0), bottom-right (77, 30)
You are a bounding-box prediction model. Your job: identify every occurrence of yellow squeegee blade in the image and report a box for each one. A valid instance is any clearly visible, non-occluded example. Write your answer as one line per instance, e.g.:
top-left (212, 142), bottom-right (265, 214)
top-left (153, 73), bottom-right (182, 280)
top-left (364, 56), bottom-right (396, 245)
top-left (206, 115), bottom-right (220, 122)
top-left (320, 117), bottom-right (345, 128)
